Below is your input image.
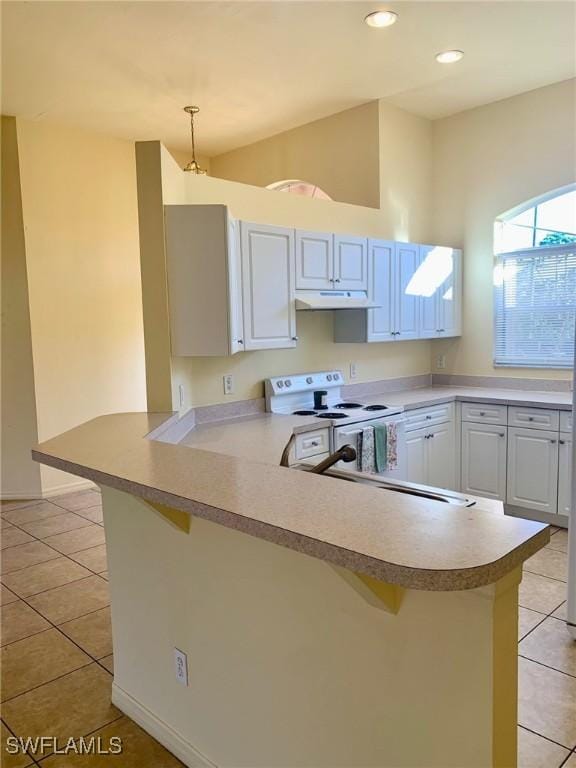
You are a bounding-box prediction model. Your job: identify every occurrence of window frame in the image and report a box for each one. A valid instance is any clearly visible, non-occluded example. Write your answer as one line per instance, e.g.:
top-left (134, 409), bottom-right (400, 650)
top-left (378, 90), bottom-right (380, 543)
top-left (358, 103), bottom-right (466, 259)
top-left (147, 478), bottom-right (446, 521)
top-left (493, 243), bottom-right (576, 369)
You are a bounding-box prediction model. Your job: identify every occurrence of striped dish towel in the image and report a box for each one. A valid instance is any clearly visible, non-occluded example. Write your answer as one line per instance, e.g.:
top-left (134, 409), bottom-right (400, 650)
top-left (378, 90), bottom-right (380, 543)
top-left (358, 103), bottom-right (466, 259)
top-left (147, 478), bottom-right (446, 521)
top-left (358, 426), bottom-right (376, 473)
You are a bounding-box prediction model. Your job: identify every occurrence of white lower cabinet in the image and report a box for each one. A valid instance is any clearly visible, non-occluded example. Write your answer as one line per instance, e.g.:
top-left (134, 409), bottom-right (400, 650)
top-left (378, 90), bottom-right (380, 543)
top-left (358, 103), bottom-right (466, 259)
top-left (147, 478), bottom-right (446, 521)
top-left (405, 427), bottom-right (428, 485)
top-left (405, 415), bottom-right (456, 490)
top-left (427, 422), bottom-right (456, 490)
top-left (461, 422), bottom-right (507, 501)
top-left (558, 433), bottom-right (573, 518)
top-left (507, 427), bottom-right (559, 514)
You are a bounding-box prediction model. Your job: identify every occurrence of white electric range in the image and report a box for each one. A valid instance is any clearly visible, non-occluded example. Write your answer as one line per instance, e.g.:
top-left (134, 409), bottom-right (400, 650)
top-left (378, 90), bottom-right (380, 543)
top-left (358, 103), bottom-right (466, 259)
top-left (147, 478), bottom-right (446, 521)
top-left (264, 370), bottom-right (406, 478)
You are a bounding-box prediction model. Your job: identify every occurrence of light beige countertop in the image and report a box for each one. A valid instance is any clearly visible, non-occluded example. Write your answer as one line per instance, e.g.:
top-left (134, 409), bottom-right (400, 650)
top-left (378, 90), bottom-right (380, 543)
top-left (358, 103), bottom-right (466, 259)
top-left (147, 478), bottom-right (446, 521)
top-left (181, 385), bottom-right (573, 466)
top-left (33, 410), bottom-right (549, 592)
top-left (364, 385), bottom-right (572, 411)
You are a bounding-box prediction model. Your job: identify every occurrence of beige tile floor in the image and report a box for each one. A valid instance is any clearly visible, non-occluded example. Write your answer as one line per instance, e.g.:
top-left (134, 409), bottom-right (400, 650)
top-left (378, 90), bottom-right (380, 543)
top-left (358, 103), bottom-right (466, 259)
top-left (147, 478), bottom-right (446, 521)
top-left (1, 489), bottom-right (184, 767)
top-left (1, 490), bottom-right (575, 766)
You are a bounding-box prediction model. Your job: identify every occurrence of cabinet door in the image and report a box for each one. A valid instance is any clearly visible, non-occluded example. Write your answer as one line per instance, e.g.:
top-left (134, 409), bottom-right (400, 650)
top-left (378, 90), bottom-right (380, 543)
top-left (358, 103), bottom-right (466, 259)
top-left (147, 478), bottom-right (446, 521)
top-left (227, 218), bottom-right (244, 355)
top-left (367, 240), bottom-right (395, 342)
top-left (334, 235), bottom-right (368, 290)
top-left (507, 427), bottom-right (559, 513)
top-left (240, 222), bottom-right (297, 351)
top-left (295, 230), bottom-right (333, 290)
top-left (461, 422), bottom-right (507, 500)
top-left (405, 426), bottom-right (429, 485)
top-left (439, 248), bottom-right (462, 337)
top-left (427, 422), bottom-right (456, 491)
top-left (558, 434), bottom-right (573, 518)
top-left (395, 243), bottom-right (420, 340)
top-left (418, 246), bottom-right (439, 339)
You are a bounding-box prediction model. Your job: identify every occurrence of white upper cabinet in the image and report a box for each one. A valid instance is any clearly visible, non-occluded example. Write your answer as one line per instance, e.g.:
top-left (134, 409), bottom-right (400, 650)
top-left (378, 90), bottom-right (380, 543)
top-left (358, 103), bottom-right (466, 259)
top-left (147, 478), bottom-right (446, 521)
top-left (367, 240), bottom-right (395, 341)
top-left (334, 235), bottom-right (368, 290)
top-left (395, 243), bottom-right (421, 340)
top-left (240, 222), bottom-right (297, 351)
top-left (417, 246), bottom-right (462, 339)
top-left (165, 205), bottom-right (244, 356)
top-left (296, 231), bottom-right (368, 292)
top-left (295, 230), bottom-right (333, 290)
top-left (333, 240), bottom-right (444, 343)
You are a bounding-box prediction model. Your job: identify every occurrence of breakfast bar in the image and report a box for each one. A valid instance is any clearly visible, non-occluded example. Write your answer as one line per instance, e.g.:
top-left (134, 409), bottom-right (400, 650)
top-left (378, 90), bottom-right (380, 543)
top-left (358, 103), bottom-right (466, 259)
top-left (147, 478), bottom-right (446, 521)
top-left (32, 411), bottom-right (549, 768)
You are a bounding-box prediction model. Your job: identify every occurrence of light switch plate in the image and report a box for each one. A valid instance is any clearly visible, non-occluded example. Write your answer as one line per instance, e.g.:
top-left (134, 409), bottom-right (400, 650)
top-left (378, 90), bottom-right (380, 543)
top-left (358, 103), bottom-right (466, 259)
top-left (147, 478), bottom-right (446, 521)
top-left (349, 362), bottom-right (358, 380)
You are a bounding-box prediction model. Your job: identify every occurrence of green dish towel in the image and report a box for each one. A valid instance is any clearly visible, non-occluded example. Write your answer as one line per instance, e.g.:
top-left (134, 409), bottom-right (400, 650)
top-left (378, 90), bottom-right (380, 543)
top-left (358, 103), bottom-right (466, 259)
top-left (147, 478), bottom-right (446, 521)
top-left (374, 424), bottom-right (388, 473)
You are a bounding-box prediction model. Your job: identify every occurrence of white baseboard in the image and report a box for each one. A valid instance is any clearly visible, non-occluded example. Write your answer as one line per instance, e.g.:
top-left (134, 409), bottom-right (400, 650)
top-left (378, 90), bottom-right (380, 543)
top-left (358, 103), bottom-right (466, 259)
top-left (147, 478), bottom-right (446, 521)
top-left (42, 477), bottom-right (96, 498)
top-left (0, 490), bottom-right (43, 500)
top-left (1, 477), bottom-right (96, 502)
top-left (111, 683), bottom-right (217, 768)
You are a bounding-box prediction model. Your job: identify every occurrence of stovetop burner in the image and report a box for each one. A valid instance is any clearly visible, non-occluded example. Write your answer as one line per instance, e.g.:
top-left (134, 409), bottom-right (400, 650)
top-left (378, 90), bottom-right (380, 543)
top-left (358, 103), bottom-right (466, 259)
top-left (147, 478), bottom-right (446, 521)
top-left (292, 410), bottom-right (317, 416)
top-left (316, 412), bottom-right (348, 419)
top-left (334, 402), bottom-right (363, 409)
top-left (363, 404), bottom-right (389, 411)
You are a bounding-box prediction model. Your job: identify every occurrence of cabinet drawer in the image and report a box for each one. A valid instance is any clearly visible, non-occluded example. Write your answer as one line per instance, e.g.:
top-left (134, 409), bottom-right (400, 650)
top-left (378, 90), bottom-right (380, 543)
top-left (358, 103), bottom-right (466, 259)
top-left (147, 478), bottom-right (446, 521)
top-left (405, 403), bottom-right (454, 432)
top-left (508, 406), bottom-right (559, 431)
top-left (461, 402), bottom-right (507, 425)
top-left (560, 410), bottom-right (573, 433)
top-left (294, 429), bottom-right (330, 460)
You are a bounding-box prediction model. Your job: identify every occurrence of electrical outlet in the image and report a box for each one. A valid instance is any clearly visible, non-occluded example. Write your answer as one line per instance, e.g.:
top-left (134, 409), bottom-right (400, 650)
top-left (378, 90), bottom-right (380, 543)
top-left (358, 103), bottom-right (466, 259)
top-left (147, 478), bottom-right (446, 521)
top-left (436, 355), bottom-right (446, 370)
top-left (178, 384), bottom-right (185, 408)
top-left (223, 374), bottom-right (234, 395)
top-left (174, 648), bottom-right (188, 686)
top-left (349, 362), bottom-right (358, 380)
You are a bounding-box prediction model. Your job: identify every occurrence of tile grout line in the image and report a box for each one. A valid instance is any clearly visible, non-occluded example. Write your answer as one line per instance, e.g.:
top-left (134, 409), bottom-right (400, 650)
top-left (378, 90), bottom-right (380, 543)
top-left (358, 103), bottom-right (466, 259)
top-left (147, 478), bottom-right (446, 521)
top-left (518, 653), bottom-right (576, 680)
top-left (1, 715), bottom-right (43, 766)
top-left (518, 598), bottom-right (567, 642)
top-left (33, 713), bottom-right (126, 764)
top-left (518, 724), bottom-right (575, 752)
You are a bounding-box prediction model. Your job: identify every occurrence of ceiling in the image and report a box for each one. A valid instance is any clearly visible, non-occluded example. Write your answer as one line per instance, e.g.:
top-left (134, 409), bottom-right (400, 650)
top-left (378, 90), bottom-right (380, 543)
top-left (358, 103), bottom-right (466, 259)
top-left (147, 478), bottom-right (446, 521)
top-left (2, 1), bottom-right (575, 157)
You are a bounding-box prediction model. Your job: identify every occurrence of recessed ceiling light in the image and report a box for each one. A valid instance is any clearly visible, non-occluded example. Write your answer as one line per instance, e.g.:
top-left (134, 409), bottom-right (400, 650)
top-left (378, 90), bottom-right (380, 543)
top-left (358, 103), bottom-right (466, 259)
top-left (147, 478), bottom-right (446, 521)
top-left (435, 50), bottom-right (464, 64)
top-left (364, 10), bottom-right (398, 28)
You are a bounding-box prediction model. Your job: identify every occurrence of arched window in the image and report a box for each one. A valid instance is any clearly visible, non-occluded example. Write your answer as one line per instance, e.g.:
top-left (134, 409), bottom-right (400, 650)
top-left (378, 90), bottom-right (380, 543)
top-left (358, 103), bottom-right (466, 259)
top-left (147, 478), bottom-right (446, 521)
top-left (493, 186), bottom-right (576, 368)
top-left (266, 180), bottom-right (332, 201)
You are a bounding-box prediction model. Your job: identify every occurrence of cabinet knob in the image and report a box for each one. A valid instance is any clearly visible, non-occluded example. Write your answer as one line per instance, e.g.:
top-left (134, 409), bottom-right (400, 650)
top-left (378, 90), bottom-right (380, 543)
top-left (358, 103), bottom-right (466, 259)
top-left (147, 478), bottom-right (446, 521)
top-left (334, 278), bottom-right (341, 283)
top-left (237, 339), bottom-right (244, 345)
top-left (292, 336), bottom-right (299, 341)
top-left (426, 415), bottom-right (432, 420)
top-left (559, 439), bottom-right (565, 445)
top-left (550, 439), bottom-right (557, 444)
top-left (479, 412), bottom-right (486, 416)
top-left (528, 417), bottom-right (534, 421)
top-left (498, 433), bottom-right (505, 438)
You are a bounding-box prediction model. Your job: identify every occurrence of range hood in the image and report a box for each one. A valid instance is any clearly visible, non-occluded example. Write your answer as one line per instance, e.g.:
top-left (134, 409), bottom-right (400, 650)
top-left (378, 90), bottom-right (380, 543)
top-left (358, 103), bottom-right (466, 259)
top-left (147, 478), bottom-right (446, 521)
top-left (295, 291), bottom-right (381, 311)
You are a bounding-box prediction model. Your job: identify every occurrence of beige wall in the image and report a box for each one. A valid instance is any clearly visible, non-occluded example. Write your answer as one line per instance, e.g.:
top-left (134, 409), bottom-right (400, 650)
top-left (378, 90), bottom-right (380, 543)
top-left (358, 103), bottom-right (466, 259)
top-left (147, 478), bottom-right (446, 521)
top-left (136, 144), bottom-right (434, 410)
top-left (210, 102), bottom-right (380, 209)
top-left (431, 79), bottom-right (576, 381)
top-left (379, 101), bottom-right (432, 244)
top-left (14, 119), bottom-right (147, 495)
top-left (1, 117), bottom-right (42, 498)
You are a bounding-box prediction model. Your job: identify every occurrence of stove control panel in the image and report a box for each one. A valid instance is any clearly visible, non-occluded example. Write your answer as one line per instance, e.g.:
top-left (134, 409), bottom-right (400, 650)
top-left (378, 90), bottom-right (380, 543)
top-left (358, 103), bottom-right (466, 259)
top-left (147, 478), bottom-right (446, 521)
top-left (265, 371), bottom-right (342, 397)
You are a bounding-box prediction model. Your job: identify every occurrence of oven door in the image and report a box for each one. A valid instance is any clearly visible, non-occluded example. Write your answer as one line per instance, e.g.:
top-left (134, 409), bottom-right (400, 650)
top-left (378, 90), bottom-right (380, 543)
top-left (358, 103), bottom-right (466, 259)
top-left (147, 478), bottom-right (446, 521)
top-left (333, 416), bottom-right (406, 479)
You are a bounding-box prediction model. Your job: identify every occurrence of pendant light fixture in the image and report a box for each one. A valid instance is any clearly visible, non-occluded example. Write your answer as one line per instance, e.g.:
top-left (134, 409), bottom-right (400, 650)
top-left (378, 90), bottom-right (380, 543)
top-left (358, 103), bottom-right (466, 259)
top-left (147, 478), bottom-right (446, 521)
top-left (182, 106), bottom-right (206, 175)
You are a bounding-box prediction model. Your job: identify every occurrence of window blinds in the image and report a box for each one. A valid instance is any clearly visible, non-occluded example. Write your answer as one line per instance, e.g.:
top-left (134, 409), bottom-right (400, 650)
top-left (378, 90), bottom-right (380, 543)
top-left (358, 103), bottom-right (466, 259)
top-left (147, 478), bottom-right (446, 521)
top-left (494, 244), bottom-right (576, 368)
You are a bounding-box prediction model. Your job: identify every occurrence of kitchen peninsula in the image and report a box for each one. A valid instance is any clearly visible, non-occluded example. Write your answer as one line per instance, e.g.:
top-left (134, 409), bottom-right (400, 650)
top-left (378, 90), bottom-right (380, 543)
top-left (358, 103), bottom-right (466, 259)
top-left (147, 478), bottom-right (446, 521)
top-left (32, 408), bottom-right (549, 768)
